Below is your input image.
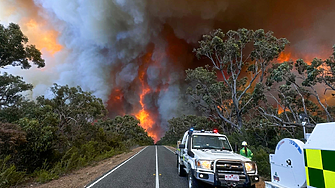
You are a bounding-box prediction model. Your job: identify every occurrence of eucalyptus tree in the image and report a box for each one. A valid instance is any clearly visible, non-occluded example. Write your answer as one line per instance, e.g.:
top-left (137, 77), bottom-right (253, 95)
top-left (0, 23), bottom-right (44, 69)
top-left (191, 28), bottom-right (289, 131)
top-left (263, 61), bottom-right (324, 126)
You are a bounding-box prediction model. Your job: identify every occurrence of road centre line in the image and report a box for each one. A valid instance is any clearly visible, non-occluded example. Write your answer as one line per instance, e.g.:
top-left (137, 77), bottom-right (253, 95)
top-left (156, 145), bottom-right (160, 188)
top-left (86, 146), bottom-right (148, 188)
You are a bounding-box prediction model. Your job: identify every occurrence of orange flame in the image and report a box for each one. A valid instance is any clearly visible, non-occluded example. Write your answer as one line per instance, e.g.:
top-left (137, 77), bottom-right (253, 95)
top-left (277, 52), bottom-right (292, 62)
top-left (24, 19), bottom-right (62, 55)
top-left (134, 59), bottom-right (158, 142)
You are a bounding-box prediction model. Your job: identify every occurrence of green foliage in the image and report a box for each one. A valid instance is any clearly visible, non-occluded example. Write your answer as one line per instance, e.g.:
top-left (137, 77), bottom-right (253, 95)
top-left (0, 83), bottom-right (153, 186)
top-left (0, 156), bottom-right (25, 188)
top-left (34, 169), bottom-right (58, 183)
top-left (40, 141), bottom-right (125, 182)
top-left (191, 28), bottom-right (289, 130)
top-left (17, 118), bottom-right (58, 172)
top-left (321, 46), bottom-right (335, 94)
top-left (265, 55), bottom-right (333, 124)
top-left (158, 115), bottom-right (221, 145)
top-left (0, 23), bottom-right (44, 69)
top-left (251, 146), bottom-right (271, 179)
top-left (0, 22), bottom-right (154, 186)
top-left (97, 115), bottom-right (154, 146)
top-left (0, 72), bottom-right (33, 108)
top-left (37, 83), bottom-right (107, 123)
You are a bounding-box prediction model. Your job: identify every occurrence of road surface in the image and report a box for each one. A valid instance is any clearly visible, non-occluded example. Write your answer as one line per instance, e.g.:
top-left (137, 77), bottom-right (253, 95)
top-left (85, 145), bottom-right (188, 188)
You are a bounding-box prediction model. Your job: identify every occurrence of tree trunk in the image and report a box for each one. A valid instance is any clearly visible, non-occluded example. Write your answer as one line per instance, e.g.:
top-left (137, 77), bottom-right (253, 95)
top-left (237, 112), bottom-right (243, 130)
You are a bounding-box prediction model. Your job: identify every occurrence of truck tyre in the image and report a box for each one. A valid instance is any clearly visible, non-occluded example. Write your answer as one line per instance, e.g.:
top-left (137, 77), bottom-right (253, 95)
top-left (177, 156), bottom-right (186, 176)
top-left (188, 170), bottom-right (202, 188)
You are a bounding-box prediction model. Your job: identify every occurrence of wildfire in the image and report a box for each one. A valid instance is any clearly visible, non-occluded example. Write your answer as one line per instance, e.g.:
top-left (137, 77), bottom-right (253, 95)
top-left (277, 107), bottom-right (291, 114)
top-left (106, 88), bottom-right (125, 117)
top-left (24, 19), bottom-right (62, 55)
top-left (277, 52), bottom-right (292, 62)
top-left (135, 61), bottom-right (159, 142)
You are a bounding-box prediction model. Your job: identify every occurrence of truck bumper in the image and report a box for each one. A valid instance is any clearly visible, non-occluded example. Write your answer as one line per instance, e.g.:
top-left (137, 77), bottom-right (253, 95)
top-left (214, 174), bottom-right (259, 187)
top-left (194, 170), bottom-right (259, 187)
top-left (194, 170), bottom-right (216, 185)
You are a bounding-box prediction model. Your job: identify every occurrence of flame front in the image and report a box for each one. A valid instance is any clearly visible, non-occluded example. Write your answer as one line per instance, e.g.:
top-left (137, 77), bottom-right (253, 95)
top-left (135, 89), bottom-right (156, 141)
top-left (134, 55), bottom-right (159, 142)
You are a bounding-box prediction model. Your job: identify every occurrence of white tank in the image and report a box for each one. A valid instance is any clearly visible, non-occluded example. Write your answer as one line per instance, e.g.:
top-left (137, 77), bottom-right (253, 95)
top-left (266, 138), bottom-right (306, 188)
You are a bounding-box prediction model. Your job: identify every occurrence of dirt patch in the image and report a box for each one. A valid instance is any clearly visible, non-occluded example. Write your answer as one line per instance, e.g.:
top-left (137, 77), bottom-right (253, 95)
top-left (256, 180), bottom-right (265, 188)
top-left (22, 146), bottom-right (146, 188)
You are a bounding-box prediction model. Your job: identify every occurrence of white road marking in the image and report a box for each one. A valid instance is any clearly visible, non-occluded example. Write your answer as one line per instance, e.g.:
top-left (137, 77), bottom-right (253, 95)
top-left (163, 146), bottom-right (176, 154)
top-left (86, 146), bottom-right (148, 188)
top-left (156, 145), bottom-right (160, 188)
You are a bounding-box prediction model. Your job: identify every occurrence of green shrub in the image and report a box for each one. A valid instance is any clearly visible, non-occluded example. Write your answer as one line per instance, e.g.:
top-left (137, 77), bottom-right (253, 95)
top-left (35, 169), bottom-right (58, 183)
top-left (0, 156), bottom-right (25, 188)
top-left (250, 146), bottom-right (271, 179)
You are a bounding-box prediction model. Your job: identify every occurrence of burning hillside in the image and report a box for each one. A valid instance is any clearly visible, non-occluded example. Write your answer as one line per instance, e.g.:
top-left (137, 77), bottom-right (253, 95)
top-left (1, 0), bottom-right (335, 141)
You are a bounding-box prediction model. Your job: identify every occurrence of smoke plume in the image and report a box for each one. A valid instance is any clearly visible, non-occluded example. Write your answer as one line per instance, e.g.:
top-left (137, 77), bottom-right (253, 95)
top-left (1, 0), bottom-right (335, 140)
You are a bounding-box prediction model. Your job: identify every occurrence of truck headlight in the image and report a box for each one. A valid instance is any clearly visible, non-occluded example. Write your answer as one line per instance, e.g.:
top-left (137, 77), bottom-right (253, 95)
top-left (244, 162), bottom-right (257, 174)
top-left (196, 160), bottom-right (212, 170)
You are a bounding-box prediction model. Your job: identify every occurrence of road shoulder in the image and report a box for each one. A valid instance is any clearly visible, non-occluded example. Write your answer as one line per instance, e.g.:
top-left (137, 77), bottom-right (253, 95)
top-left (23, 146), bottom-right (146, 188)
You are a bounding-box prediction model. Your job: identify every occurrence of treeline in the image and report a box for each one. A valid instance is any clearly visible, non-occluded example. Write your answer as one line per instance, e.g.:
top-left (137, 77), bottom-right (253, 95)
top-left (159, 29), bottom-right (335, 178)
top-left (0, 23), bottom-right (153, 187)
top-left (0, 81), bottom-right (153, 187)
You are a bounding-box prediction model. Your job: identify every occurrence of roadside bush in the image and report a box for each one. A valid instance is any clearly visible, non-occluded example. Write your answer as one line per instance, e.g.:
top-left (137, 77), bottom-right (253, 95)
top-left (0, 156), bottom-right (25, 188)
top-left (249, 146), bottom-right (271, 179)
top-left (157, 115), bottom-right (221, 145)
top-left (47, 140), bottom-right (127, 178)
top-left (0, 123), bottom-right (26, 157)
top-left (228, 125), bottom-right (304, 178)
top-left (0, 83), bottom-right (154, 186)
top-left (34, 169), bottom-right (58, 184)
top-left (17, 118), bottom-right (58, 173)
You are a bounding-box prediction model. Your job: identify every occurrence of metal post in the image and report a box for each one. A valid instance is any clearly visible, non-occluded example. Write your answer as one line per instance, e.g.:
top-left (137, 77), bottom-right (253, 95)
top-left (302, 121), bottom-right (307, 141)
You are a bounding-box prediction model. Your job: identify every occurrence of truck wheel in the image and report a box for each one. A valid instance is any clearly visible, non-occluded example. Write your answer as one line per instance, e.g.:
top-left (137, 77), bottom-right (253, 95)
top-left (188, 170), bottom-right (202, 188)
top-left (177, 157), bottom-right (186, 176)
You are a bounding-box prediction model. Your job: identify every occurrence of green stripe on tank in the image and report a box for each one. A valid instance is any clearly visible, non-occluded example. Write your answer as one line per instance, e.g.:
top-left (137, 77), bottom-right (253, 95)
top-left (308, 167), bottom-right (325, 188)
top-left (321, 150), bottom-right (335, 172)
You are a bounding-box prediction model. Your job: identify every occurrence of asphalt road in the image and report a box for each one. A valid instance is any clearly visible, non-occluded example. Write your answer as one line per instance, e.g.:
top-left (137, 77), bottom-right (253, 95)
top-left (85, 145), bottom-right (188, 188)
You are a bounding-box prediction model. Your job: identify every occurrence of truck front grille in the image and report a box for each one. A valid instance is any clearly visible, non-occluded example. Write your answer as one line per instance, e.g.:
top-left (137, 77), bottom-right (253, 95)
top-left (215, 160), bottom-right (245, 181)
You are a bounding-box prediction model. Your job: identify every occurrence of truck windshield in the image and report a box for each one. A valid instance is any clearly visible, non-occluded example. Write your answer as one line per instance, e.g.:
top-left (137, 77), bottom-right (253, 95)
top-left (192, 135), bottom-right (232, 150)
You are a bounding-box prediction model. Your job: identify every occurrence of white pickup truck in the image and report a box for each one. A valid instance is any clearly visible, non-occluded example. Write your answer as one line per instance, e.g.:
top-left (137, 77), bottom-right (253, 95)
top-left (176, 129), bottom-right (259, 188)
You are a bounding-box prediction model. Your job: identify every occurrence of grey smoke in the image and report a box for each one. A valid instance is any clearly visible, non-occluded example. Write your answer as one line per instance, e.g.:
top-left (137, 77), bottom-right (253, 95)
top-left (3, 0), bottom-right (335, 138)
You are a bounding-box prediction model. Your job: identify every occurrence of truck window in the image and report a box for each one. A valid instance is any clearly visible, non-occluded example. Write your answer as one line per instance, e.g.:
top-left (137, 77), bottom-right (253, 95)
top-left (192, 135), bottom-right (232, 151)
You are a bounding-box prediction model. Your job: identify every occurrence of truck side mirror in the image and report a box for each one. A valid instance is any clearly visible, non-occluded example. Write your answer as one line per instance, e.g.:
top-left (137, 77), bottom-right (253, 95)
top-left (179, 144), bottom-right (185, 149)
